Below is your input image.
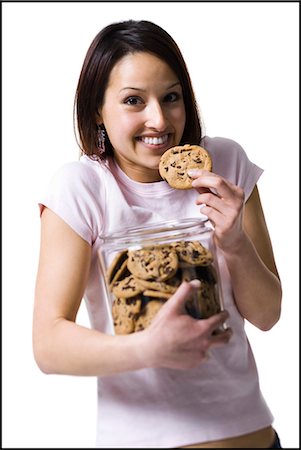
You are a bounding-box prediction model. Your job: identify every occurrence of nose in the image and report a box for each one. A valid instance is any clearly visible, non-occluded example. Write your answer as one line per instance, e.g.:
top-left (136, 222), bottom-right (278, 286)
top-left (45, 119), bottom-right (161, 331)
top-left (144, 101), bottom-right (168, 131)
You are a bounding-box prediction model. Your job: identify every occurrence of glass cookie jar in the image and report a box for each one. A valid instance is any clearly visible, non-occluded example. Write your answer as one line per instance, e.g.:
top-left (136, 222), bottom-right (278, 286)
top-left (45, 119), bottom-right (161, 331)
top-left (98, 218), bottom-right (225, 335)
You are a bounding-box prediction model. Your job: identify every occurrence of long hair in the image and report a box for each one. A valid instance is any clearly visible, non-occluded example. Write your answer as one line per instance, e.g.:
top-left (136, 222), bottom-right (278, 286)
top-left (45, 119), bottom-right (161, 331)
top-left (74, 20), bottom-right (202, 158)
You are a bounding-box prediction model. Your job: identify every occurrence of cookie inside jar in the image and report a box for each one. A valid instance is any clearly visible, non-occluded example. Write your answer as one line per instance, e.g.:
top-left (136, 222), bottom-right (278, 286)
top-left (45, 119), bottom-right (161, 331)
top-left (98, 218), bottom-right (224, 335)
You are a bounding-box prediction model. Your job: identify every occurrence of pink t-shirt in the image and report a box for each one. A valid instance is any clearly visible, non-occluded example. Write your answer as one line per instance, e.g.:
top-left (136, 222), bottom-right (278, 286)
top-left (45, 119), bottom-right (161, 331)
top-left (39, 136), bottom-right (273, 448)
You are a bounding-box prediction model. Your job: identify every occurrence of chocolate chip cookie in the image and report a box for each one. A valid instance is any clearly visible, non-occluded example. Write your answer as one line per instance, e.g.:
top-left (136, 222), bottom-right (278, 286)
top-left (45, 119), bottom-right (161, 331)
top-left (111, 275), bottom-right (143, 298)
top-left (134, 300), bottom-right (164, 332)
top-left (135, 277), bottom-right (179, 295)
top-left (106, 250), bottom-right (129, 286)
top-left (112, 296), bottom-right (142, 334)
top-left (159, 144), bottom-right (212, 189)
top-left (127, 245), bottom-right (178, 282)
top-left (171, 240), bottom-right (213, 266)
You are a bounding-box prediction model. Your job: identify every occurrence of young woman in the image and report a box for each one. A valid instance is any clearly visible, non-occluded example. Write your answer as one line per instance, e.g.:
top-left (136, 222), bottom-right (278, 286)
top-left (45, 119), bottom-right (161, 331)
top-left (33, 20), bottom-right (282, 448)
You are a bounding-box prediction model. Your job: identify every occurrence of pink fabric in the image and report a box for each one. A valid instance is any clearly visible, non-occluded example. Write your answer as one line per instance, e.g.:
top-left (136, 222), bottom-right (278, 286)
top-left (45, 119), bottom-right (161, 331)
top-left (39, 136), bottom-right (273, 448)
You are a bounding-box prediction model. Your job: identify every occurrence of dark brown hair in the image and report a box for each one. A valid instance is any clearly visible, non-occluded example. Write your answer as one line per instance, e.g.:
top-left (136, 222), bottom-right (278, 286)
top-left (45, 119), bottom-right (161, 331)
top-left (74, 20), bottom-right (202, 159)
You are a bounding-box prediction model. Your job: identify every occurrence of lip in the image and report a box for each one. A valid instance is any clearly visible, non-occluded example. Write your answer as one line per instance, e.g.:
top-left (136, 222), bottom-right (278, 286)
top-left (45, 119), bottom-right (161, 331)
top-left (139, 132), bottom-right (169, 138)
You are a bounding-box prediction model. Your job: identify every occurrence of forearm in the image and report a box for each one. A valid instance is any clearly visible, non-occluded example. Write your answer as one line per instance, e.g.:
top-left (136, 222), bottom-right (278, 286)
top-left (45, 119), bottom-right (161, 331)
top-left (33, 319), bottom-right (148, 376)
top-left (33, 281), bottom-right (233, 376)
top-left (222, 232), bottom-right (282, 330)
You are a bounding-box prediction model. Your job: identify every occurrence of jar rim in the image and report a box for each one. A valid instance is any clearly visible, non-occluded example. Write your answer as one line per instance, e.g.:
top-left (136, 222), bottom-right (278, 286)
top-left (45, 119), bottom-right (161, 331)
top-left (100, 217), bottom-right (212, 245)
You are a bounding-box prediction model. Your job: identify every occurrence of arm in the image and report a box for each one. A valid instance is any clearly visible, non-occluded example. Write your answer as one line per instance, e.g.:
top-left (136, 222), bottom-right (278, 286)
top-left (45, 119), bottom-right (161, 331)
top-left (33, 208), bottom-right (231, 377)
top-left (33, 207), bottom-right (154, 376)
top-left (190, 171), bottom-right (282, 331)
top-left (222, 185), bottom-right (282, 330)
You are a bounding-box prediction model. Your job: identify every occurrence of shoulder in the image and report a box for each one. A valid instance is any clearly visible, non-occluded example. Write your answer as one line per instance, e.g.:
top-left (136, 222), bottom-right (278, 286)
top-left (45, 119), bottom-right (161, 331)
top-left (201, 135), bottom-right (253, 176)
top-left (53, 155), bottom-right (105, 179)
top-left (50, 156), bottom-right (109, 193)
top-left (40, 156), bottom-right (110, 245)
top-left (201, 136), bottom-right (247, 163)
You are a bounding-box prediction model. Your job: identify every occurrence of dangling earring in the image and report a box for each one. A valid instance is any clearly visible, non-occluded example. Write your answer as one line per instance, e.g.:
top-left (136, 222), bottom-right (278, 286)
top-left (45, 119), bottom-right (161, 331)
top-left (97, 124), bottom-right (106, 154)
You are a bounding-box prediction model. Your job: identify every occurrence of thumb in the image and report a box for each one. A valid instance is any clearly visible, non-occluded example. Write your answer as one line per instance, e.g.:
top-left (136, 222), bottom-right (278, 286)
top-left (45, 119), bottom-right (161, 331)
top-left (165, 280), bottom-right (201, 314)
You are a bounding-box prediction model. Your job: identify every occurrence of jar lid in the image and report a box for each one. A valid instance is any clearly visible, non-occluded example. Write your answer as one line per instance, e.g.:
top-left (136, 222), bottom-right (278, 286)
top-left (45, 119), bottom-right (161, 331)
top-left (100, 217), bottom-right (213, 250)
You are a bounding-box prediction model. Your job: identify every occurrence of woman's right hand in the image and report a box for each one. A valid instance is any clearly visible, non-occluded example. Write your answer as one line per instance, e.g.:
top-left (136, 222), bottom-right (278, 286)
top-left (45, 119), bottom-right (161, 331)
top-left (141, 280), bottom-right (232, 370)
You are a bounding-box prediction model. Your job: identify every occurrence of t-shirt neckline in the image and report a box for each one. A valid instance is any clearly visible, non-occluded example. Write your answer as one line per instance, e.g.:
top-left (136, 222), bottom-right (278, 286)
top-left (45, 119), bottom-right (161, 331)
top-left (109, 157), bottom-right (175, 197)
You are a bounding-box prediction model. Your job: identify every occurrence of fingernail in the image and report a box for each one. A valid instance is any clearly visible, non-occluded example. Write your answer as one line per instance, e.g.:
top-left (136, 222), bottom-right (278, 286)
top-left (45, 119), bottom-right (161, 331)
top-left (187, 169), bottom-right (200, 177)
top-left (189, 279), bottom-right (201, 288)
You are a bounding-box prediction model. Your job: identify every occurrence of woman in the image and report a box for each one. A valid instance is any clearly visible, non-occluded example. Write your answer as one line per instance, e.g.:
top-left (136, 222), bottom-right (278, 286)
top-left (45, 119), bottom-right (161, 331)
top-left (33, 20), bottom-right (282, 448)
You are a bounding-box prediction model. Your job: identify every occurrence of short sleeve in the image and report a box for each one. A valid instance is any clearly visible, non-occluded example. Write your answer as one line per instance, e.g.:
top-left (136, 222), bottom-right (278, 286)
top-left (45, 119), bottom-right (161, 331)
top-left (201, 136), bottom-right (264, 201)
top-left (39, 159), bottom-right (106, 245)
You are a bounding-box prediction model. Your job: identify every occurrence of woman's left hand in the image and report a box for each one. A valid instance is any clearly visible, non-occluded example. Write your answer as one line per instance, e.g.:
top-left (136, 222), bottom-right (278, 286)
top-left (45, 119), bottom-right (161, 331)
top-left (188, 169), bottom-right (245, 252)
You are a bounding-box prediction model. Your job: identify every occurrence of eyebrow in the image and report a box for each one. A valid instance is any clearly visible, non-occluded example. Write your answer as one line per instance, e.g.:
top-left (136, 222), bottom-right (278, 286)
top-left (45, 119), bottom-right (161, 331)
top-left (119, 81), bottom-right (181, 93)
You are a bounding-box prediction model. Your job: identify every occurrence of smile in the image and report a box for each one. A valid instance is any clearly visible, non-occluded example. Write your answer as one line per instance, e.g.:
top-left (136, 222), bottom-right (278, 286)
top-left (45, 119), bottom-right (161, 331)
top-left (140, 135), bottom-right (169, 145)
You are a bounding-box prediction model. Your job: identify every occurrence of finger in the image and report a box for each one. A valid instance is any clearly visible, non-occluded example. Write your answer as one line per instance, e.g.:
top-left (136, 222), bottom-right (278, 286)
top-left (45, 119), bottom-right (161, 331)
top-left (209, 327), bottom-right (233, 348)
top-left (196, 204), bottom-right (224, 225)
top-left (187, 169), bottom-right (212, 179)
top-left (188, 170), bottom-right (222, 197)
top-left (204, 310), bottom-right (230, 332)
top-left (190, 172), bottom-right (238, 200)
top-left (165, 280), bottom-right (201, 314)
top-left (196, 192), bottom-right (224, 210)
top-left (196, 195), bottom-right (239, 224)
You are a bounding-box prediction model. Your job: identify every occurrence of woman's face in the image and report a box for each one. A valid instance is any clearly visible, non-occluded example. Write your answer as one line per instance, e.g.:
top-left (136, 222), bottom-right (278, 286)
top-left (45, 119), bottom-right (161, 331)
top-left (99, 52), bottom-right (186, 182)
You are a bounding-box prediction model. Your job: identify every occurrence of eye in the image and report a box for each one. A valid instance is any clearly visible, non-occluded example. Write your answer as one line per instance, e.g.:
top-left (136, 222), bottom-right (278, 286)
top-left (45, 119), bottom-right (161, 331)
top-left (164, 92), bottom-right (180, 103)
top-left (124, 96), bottom-right (143, 106)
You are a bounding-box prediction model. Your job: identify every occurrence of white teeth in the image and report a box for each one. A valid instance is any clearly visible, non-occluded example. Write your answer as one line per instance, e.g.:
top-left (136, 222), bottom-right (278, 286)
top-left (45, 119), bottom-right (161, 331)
top-left (141, 135), bottom-right (168, 145)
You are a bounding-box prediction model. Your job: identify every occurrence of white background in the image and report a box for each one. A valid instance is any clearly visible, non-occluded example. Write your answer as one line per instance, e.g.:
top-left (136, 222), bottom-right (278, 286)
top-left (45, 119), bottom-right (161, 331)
top-left (2, 2), bottom-right (299, 448)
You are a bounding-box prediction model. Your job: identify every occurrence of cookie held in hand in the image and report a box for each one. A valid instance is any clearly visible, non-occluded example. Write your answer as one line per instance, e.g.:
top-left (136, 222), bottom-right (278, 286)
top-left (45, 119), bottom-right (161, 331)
top-left (159, 144), bottom-right (212, 189)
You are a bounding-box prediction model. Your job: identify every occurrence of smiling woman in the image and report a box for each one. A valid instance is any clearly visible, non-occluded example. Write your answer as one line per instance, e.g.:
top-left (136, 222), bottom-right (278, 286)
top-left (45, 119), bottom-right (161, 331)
top-left (75, 20), bottom-right (201, 161)
top-left (33, 19), bottom-right (282, 449)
